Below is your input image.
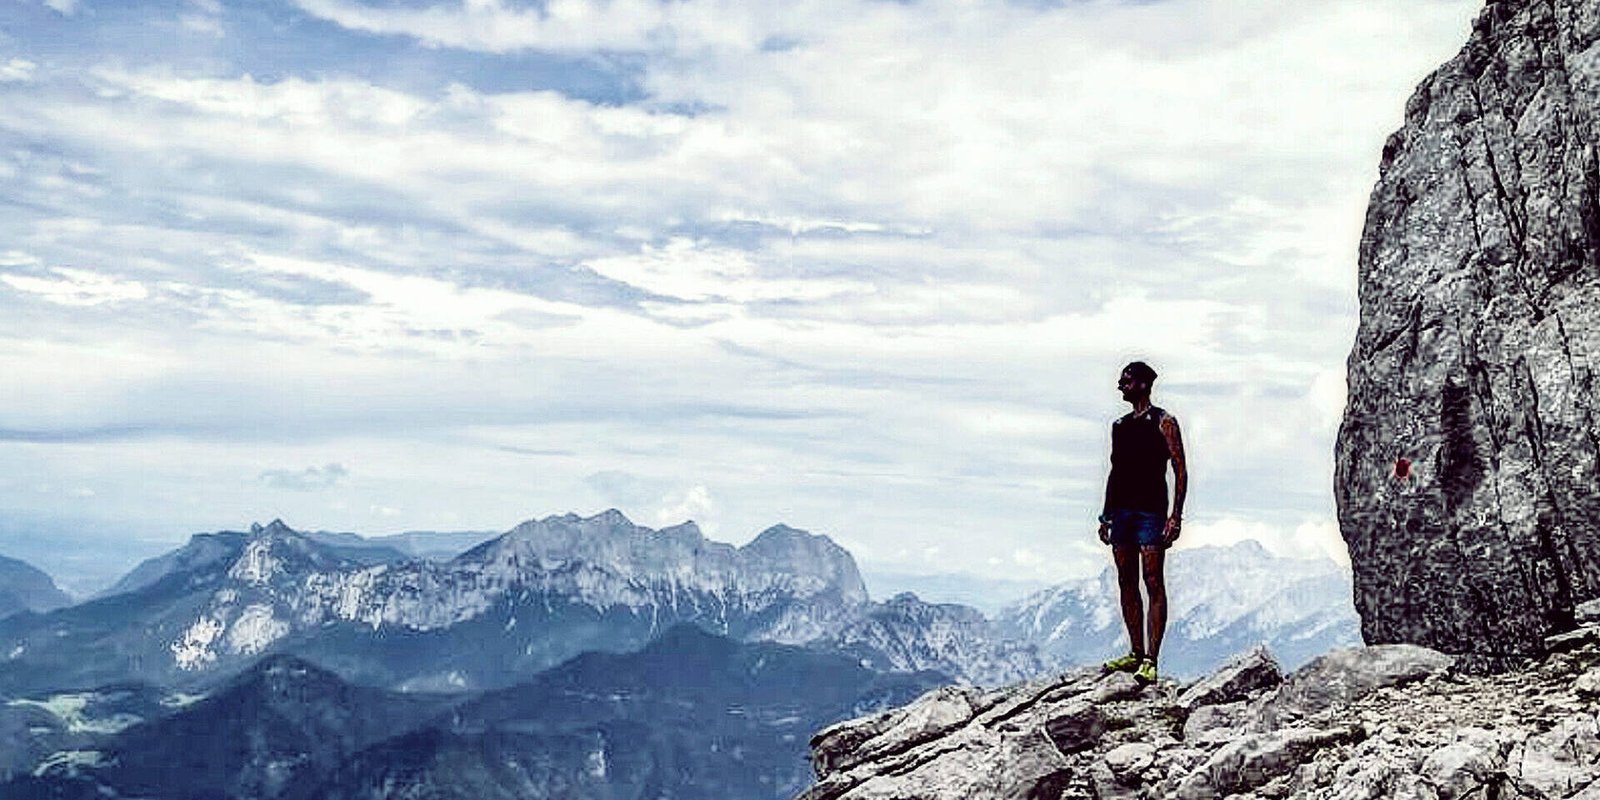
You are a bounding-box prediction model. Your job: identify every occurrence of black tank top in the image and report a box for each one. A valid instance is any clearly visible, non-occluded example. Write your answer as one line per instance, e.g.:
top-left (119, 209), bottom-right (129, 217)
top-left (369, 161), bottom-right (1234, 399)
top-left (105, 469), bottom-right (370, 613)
top-left (1107, 406), bottom-right (1170, 514)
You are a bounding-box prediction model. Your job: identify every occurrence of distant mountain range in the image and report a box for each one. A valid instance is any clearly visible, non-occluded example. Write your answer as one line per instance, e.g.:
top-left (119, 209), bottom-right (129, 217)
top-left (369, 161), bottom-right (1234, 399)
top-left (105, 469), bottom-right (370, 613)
top-left (4, 625), bottom-right (943, 800)
top-left (0, 512), bottom-right (1361, 798)
top-left (0, 514), bottom-right (1357, 693)
top-left (0, 556), bottom-right (70, 620)
top-left (995, 539), bottom-right (1360, 678)
top-left (0, 511), bottom-right (1037, 694)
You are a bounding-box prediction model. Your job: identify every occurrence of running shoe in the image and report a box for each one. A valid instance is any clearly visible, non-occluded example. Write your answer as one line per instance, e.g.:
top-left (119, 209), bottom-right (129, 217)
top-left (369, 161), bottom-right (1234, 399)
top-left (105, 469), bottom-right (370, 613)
top-left (1102, 652), bottom-right (1143, 673)
top-left (1134, 658), bottom-right (1158, 684)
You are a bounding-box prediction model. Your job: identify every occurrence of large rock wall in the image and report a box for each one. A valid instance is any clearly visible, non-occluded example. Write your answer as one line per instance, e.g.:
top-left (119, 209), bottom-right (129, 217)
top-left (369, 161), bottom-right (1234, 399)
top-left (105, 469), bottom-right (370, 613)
top-left (1338, 0), bottom-right (1600, 658)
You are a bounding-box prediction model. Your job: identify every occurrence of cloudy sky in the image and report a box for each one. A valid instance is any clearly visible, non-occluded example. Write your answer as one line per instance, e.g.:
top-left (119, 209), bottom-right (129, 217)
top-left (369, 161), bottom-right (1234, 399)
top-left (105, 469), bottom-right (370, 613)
top-left (1, 0), bottom-right (1477, 596)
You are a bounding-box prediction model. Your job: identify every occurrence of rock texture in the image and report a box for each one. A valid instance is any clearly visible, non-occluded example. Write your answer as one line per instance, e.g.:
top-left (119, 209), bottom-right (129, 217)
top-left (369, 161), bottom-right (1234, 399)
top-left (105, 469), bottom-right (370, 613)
top-left (1338, 0), bottom-right (1600, 658)
top-left (800, 635), bottom-right (1600, 800)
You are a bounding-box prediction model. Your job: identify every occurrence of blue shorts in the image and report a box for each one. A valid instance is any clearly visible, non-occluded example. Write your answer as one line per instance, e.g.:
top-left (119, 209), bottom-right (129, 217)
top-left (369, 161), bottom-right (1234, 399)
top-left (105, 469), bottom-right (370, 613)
top-left (1109, 509), bottom-right (1165, 549)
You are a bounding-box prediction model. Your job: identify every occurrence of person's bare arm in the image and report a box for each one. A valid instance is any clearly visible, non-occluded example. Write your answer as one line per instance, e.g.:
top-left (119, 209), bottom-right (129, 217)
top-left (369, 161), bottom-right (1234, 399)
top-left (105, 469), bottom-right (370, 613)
top-left (1098, 429), bottom-right (1115, 544)
top-left (1162, 414), bottom-right (1187, 543)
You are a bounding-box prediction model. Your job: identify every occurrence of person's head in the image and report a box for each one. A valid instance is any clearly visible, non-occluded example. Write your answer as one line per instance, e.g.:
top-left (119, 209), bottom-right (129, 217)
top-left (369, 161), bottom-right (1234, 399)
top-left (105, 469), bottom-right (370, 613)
top-left (1118, 361), bottom-right (1157, 402)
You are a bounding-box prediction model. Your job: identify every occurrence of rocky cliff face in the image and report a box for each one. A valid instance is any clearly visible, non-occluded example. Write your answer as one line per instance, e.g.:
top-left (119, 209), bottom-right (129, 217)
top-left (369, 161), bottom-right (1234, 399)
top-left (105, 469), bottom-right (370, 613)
top-left (800, 629), bottom-right (1600, 799)
top-left (1338, 0), bottom-right (1600, 659)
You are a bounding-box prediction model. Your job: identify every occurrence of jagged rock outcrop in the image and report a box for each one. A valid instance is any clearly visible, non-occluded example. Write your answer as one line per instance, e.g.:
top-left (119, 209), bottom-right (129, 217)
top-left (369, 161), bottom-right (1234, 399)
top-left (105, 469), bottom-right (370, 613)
top-left (1338, 0), bottom-right (1600, 659)
top-left (799, 634), bottom-right (1600, 799)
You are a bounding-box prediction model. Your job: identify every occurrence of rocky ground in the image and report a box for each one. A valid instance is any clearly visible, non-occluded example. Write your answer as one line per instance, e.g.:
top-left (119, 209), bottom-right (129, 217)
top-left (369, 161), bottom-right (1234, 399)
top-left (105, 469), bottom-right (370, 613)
top-left (800, 617), bottom-right (1600, 799)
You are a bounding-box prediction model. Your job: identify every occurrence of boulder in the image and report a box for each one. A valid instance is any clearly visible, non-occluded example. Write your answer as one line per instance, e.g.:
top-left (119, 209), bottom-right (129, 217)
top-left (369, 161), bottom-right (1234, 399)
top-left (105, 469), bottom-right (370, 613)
top-left (1102, 741), bottom-right (1157, 782)
top-left (809, 684), bottom-right (981, 776)
top-left (1248, 645), bottom-right (1453, 730)
top-left (1418, 729), bottom-right (1508, 800)
top-left (1182, 701), bottom-right (1247, 745)
top-left (1337, 0), bottom-right (1600, 659)
top-left (1577, 667), bottom-right (1600, 698)
top-left (1173, 726), bottom-right (1364, 800)
top-left (1176, 644), bottom-right (1282, 711)
top-left (1041, 701), bottom-right (1106, 754)
top-left (1515, 714), bottom-right (1600, 798)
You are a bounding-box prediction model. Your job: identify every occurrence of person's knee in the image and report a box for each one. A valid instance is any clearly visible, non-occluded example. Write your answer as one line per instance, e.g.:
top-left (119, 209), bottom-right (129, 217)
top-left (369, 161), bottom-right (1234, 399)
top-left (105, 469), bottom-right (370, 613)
top-left (1141, 571), bottom-right (1165, 595)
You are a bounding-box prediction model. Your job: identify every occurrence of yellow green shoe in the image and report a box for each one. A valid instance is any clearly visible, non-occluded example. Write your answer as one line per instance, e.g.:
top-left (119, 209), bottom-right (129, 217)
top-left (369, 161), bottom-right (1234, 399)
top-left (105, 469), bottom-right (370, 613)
top-left (1134, 658), bottom-right (1158, 684)
top-left (1102, 652), bottom-right (1143, 673)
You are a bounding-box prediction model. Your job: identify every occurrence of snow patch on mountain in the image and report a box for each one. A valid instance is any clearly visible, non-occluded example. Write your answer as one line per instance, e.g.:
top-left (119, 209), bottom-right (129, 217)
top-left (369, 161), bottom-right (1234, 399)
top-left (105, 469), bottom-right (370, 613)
top-left (226, 604), bottom-right (289, 656)
top-left (172, 616), bottom-right (225, 671)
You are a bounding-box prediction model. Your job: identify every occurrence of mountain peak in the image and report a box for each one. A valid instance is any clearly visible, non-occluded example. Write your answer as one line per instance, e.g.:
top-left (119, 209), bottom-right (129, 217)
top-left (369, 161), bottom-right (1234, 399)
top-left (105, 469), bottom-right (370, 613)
top-left (741, 523), bottom-right (869, 606)
top-left (249, 519), bottom-right (296, 537)
top-left (596, 508), bottom-right (632, 526)
top-left (540, 509), bottom-right (634, 528)
top-left (754, 522), bottom-right (809, 540)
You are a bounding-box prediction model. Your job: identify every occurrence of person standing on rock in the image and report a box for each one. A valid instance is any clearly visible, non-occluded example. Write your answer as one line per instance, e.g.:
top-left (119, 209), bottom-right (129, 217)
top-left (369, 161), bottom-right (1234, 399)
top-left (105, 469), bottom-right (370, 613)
top-left (1097, 361), bottom-right (1187, 684)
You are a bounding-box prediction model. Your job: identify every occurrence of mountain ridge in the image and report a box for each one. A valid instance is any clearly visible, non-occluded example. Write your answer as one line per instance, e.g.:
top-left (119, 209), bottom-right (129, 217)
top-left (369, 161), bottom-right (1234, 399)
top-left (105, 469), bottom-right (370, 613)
top-left (997, 540), bottom-right (1359, 678)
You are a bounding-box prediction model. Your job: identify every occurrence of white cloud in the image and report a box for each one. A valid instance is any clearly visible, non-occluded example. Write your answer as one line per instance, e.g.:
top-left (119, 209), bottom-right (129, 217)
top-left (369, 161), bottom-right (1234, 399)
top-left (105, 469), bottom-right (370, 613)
top-left (0, 59), bottom-right (37, 83)
top-left (41, 0), bottom-right (78, 15)
top-left (180, 15), bottom-right (226, 37)
top-left (655, 485), bottom-right (715, 532)
top-left (0, 0), bottom-right (1481, 587)
top-left (1, 268), bottom-right (149, 307)
top-left (259, 463), bottom-right (349, 492)
top-left (583, 237), bottom-right (873, 303)
top-left (291, 0), bottom-right (779, 54)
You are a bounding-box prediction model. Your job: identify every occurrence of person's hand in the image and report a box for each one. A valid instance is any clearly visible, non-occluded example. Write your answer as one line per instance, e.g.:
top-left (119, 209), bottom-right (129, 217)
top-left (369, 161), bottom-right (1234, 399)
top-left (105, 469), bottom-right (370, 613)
top-left (1098, 522), bottom-right (1111, 545)
top-left (1163, 515), bottom-right (1182, 546)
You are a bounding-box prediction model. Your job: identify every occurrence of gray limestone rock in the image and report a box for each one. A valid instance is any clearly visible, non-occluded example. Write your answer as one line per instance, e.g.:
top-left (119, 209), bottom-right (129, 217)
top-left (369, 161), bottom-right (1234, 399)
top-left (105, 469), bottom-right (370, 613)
top-left (1576, 666), bottom-right (1600, 698)
top-left (1579, 599), bottom-right (1600, 626)
top-left (1173, 726), bottom-right (1364, 800)
top-left (1182, 701), bottom-right (1247, 745)
top-left (1042, 701), bottom-right (1107, 754)
top-left (797, 638), bottom-right (1600, 800)
top-left (1338, 0), bottom-right (1600, 659)
top-left (1417, 729), bottom-right (1509, 800)
top-left (1088, 670), bottom-right (1145, 704)
top-left (1177, 645), bottom-right (1283, 712)
top-left (1515, 714), bottom-right (1600, 797)
top-left (809, 684), bottom-right (982, 776)
top-left (1247, 645), bottom-right (1453, 730)
top-left (1102, 741), bottom-right (1157, 784)
top-left (1548, 625), bottom-right (1600, 652)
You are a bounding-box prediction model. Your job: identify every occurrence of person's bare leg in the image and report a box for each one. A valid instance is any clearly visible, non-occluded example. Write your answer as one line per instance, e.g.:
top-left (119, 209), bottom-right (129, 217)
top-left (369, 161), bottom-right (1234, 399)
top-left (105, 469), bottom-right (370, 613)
top-left (1114, 546), bottom-right (1145, 657)
top-left (1141, 546), bottom-right (1167, 662)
